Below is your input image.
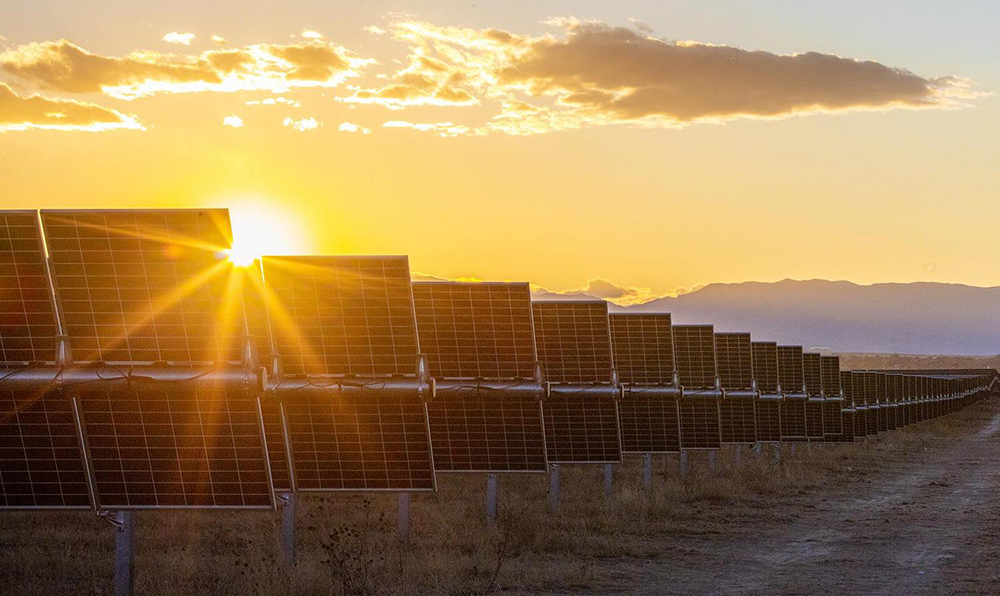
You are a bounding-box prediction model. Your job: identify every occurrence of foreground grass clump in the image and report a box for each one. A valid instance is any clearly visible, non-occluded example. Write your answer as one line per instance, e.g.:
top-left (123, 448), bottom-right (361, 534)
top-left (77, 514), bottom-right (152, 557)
top-left (0, 401), bottom-right (990, 596)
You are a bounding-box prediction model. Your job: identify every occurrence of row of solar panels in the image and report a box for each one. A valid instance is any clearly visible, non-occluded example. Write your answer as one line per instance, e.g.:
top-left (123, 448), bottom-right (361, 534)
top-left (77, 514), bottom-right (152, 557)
top-left (0, 208), bottom-right (996, 511)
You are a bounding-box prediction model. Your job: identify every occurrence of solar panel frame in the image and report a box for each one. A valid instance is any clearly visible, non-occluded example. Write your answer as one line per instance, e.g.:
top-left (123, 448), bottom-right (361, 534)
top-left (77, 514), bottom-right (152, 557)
top-left (777, 346), bottom-right (807, 441)
top-left (715, 333), bottom-right (756, 444)
top-left (0, 210), bottom-right (59, 365)
top-left (0, 388), bottom-right (93, 509)
top-left (75, 385), bottom-right (274, 509)
top-left (41, 209), bottom-right (243, 366)
top-left (673, 325), bottom-right (721, 450)
top-left (260, 255), bottom-right (421, 377)
top-left (839, 370), bottom-right (856, 442)
top-left (610, 313), bottom-right (681, 454)
top-left (751, 342), bottom-right (781, 443)
top-left (531, 301), bottom-right (614, 384)
top-left (413, 281), bottom-right (546, 473)
top-left (820, 356), bottom-right (843, 438)
top-left (802, 353), bottom-right (824, 440)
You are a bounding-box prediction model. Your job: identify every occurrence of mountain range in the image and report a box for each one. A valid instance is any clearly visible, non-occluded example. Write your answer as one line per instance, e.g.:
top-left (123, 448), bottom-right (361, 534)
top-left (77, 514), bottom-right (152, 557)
top-left (539, 279), bottom-right (1000, 355)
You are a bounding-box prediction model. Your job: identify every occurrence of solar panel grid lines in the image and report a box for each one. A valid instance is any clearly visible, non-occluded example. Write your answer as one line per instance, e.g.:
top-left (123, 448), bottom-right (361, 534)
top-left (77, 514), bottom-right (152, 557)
top-left (672, 325), bottom-right (717, 389)
top-left (755, 400), bottom-right (782, 442)
top-left (413, 281), bottom-right (546, 473)
top-left (0, 388), bottom-right (93, 509)
top-left (75, 386), bottom-right (273, 509)
top-left (839, 371), bottom-right (856, 442)
top-left (820, 356), bottom-right (841, 397)
top-left (40, 209), bottom-right (244, 365)
top-left (751, 341), bottom-right (779, 394)
top-left (714, 333), bottom-right (753, 391)
top-left (531, 300), bottom-right (613, 384)
top-left (820, 356), bottom-right (843, 438)
top-left (541, 391), bottom-right (622, 463)
top-left (260, 255), bottom-right (420, 377)
top-left (776, 346), bottom-right (805, 395)
top-left (678, 399), bottom-right (722, 449)
top-left (608, 313), bottom-right (675, 385)
top-left (851, 373), bottom-right (868, 437)
top-left (0, 210), bottom-right (59, 365)
top-left (609, 313), bottom-right (682, 454)
top-left (802, 353), bottom-right (823, 397)
top-left (426, 390), bottom-right (546, 472)
top-left (413, 281), bottom-right (537, 380)
top-left (279, 387), bottom-right (436, 491)
top-left (875, 373), bottom-right (889, 432)
top-left (617, 387), bottom-right (681, 453)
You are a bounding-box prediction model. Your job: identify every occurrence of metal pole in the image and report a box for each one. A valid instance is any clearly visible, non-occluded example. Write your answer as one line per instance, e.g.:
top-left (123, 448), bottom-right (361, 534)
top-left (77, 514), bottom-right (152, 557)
top-left (397, 493), bottom-right (410, 544)
top-left (753, 443), bottom-right (762, 458)
top-left (603, 464), bottom-right (613, 498)
top-left (486, 474), bottom-right (498, 526)
top-left (280, 493), bottom-right (297, 568)
top-left (707, 450), bottom-right (717, 472)
top-left (642, 453), bottom-right (653, 490)
top-left (548, 464), bottom-right (561, 511)
top-left (774, 444), bottom-right (781, 463)
top-left (790, 443), bottom-right (797, 456)
top-left (679, 450), bottom-right (689, 479)
top-left (114, 511), bottom-right (134, 596)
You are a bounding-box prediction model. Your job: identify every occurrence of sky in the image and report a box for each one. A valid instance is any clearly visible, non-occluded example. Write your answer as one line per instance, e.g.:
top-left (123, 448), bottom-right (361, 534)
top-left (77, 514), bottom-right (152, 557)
top-left (1, 0), bottom-right (998, 305)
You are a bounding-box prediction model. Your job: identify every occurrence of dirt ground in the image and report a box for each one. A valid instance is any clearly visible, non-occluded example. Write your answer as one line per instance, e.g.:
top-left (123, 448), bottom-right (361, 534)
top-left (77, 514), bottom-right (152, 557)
top-left (2, 397), bottom-right (998, 595)
top-left (545, 399), bottom-right (1000, 596)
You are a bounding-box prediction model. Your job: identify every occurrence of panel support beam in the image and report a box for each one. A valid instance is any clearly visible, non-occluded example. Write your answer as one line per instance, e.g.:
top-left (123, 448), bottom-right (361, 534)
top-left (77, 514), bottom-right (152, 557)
top-left (398, 493), bottom-right (411, 544)
top-left (486, 474), bottom-right (498, 526)
top-left (642, 453), bottom-right (653, 490)
top-left (278, 493), bottom-right (297, 569)
top-left (548, 464), bottom-right (561, 511)
top-left (603, 464), bottom-right (613, 498)
top-left (679, 450), bottom-right (689, 479)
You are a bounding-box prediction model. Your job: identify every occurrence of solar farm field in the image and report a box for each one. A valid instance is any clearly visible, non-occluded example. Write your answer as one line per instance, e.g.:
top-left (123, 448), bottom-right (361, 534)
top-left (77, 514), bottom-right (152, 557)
top-left (3, 397), bottom-right (999, 595)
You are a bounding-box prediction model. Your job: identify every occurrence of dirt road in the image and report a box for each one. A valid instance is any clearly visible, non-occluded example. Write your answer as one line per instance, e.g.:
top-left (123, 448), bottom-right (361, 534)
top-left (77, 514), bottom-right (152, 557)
top-left (545, 399), bottom-right (1000, 596)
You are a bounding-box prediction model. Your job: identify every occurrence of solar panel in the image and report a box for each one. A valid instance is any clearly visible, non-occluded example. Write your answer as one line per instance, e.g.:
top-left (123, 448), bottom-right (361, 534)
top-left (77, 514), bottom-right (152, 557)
top-left (673, 325), bottom-right (717, 389)
top-left (41, 209), bottom-right (241, 364)
top-left (0, 211), bottom-right (57, 365)
top-left (861, 372), bottom-right (878, 436)
top-left (875, 373), bottom-right (889, 432)
top-left (820, 356), bottom-right (843, 438)
top-left (413, 281), bottom-right (546, 473)
top-left (777, 346), bottom-right (807, 441)
top-left (715, 333), bottom-right (756, 444)
top-left (413, 282), bottom-right (537, 380)
top-left (76, 386), bottom-right (273, 508)
top-left (751, 341), bottom-right (781, 442)
top-left (281, 388), bottom-right (435, 490)
top-left (0, 389), bottom-right (92, 509)
top-left (802, 353), bottom-right (824, 441)
top-left (851, 372), bottom-right (867, 437)
top-left (533, 301), bottom-right (621, 463)
top-left (610, 313), bottom-right (680, 453)
top-left (839, 371), bottom-right (856, 442)
top-left (532, 301), bottom-right (613, 383)
top-left (673, 325), bottom-right (721, 450)
top-left (260, 256), bottom-right (419, 376)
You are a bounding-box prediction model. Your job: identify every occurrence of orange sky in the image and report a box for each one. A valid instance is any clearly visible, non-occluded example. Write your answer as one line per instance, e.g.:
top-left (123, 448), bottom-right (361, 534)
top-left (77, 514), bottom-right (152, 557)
top-left (1, 1), bottom-right (998, 304)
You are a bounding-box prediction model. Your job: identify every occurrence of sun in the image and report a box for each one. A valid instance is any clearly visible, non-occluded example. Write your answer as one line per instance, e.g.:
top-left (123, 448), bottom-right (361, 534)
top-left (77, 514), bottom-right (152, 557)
top-left (226, 200), bottom-right (309, 267)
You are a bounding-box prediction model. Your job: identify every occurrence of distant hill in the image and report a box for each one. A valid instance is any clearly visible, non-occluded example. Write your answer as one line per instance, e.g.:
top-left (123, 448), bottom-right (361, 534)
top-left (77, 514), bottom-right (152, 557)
top-left (618, 280), bottom-right (1000, 355)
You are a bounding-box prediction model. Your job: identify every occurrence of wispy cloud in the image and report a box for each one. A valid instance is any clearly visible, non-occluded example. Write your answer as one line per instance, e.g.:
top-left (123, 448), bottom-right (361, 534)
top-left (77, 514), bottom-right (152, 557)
top-left (339, 121), bottom-right (370, 134)
top-left (0, 38), bottom-right (372, 99)
top-left (383, 119), bottom-right (471, 137)
top-left (162, 32), bottom-right (196, 46)
top-left (222, 114), bottom-right (243, 127)
top-left (0, 82), bottom-right (143, 132)
top-left (531, 277), bottom-right (667, 306)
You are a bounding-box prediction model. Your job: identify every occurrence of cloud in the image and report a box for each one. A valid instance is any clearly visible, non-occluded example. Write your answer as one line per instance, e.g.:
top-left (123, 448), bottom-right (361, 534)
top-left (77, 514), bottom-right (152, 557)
top-left (245, 96), bottom-right (300, 107)
top-left (411, 272), bottom-right (484, 283)
top-left (222, 114), bottom-right (243, 127)
top-left (300, 30), bottom-right (323, 40)
top-left (339, 121), bottom-right (370, 134)
top-left (162, 32), bottom-right (196, 46)
top-left (283, 116), bottom-right (319, 131)
top-left (539, 278), bottom-right (665, 306)
top-left (360, 18), bottom-right (980, 134)
top-left (211, 34), bottom-right (228, 46)
top-left (383, 119), bottom-right (471, 137)
top-left (0, 38), bottom-right (372, 99)
top-left (0, 82), bottom-right (143, 132)
top-left (365, 26), bottom-right (386, 36)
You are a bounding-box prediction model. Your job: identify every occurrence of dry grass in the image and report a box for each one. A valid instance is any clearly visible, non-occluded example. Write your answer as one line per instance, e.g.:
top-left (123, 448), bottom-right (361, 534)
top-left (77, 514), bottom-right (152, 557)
top-left (1, 401), bottom-right (992, 596)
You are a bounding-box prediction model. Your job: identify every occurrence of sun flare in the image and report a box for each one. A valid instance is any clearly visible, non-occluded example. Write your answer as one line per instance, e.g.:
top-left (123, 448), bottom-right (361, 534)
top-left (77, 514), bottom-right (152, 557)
top-left (226, 200), bottom-right (310, 266)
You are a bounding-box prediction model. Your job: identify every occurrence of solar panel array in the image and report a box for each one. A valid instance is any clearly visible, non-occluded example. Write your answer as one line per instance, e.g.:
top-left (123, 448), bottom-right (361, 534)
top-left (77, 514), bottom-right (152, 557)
top-left (42, 209), bottom-right (241, 364)
top-left (777, 346), bottom-right (807, 441)
top-left (532, 301), bottom-right (613, 383)
top-left (413, 282), bottom-right (537, 380)
top-left (752, 342), bottom-right (782, 442)
top-left (260, 256), bottom-right (419, 376)
top-left (802, 353), bottom-right (825, 440)
top-left (0, 206), bottom-right (995, 521)
top-left (609, 314), bottom-right (674, 385)
top-left (414, 281), bottom-right (546, 473)
top-left (820, 356), bottom-right (843, 438)
top-left (0, 211), bottom-right (57, 365)
top-left (76, 387), bottom-right (273, 508)
top-left (610, 313), bottom-right (681, 453)
top-left (673, 325), bottom-right (721, 450)
top-left (715, 333), bottom-right (756, 444)
top-left (534, 301), bottom-right (620, 463)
